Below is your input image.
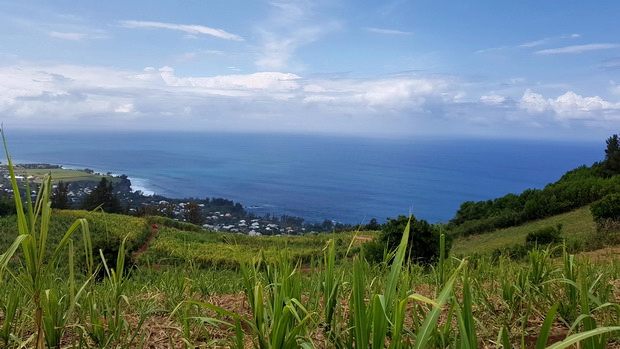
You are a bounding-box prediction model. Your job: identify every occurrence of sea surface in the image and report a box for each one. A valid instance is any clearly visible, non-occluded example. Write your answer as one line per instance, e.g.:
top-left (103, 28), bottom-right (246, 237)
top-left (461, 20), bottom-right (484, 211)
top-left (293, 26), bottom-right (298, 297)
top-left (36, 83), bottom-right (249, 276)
top-left (4, 130), bottom-right (603, 224)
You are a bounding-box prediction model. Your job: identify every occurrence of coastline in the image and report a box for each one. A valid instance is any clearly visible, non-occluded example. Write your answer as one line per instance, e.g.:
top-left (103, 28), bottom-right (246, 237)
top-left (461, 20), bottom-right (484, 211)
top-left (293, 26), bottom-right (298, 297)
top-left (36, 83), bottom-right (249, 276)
top-left (8, 158), bottom-right (158, 197)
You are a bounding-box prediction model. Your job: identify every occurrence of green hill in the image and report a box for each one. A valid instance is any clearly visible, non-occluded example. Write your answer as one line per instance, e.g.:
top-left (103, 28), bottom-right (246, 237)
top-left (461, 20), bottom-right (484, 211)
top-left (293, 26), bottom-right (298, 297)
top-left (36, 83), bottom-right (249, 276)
top-left (451, 205), bottom-right (596, 255)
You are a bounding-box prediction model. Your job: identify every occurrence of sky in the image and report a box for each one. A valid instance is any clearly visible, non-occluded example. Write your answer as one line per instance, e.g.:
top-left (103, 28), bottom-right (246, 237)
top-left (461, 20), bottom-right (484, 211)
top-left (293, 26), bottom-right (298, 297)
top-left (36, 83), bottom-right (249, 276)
top-left (1, 0), bottom-right (620, 139)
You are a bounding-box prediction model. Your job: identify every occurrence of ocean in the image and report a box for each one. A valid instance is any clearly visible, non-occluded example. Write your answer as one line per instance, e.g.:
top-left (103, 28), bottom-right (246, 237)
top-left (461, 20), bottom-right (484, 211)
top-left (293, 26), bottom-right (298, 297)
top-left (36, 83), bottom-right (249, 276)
top-left (4, 130), bottom-right (603, 224)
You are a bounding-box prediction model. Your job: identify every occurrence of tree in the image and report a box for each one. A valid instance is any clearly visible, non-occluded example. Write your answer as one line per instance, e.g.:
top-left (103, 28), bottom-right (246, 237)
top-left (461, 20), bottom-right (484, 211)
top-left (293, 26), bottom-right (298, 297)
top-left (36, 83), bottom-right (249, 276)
top-left (81, 177), bottom-right (122, 213)
top-left (365, 218), bottom-right (381, 230)
top-left (377, 215), bottom-right (448, 264)
top-left (50, 181), bottom-right (70, 209)
top-left (183, 202), bottom-right (205, 225)
top-left (604, 134), bottom-right (620, 174)
top-left (591, 193), bottom-right (620, 221)
top-left (0, 200), bottom-right (16, 217)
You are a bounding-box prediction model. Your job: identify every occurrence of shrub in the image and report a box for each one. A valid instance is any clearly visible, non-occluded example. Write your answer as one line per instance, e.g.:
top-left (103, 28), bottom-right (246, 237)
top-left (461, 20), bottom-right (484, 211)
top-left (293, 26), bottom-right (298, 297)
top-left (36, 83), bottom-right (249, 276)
top-left (361, 240), bottom-right (386, 264)
top-left (590, 193), bottom-right (620, 221)
top-left (377, 215), bottom-right (448, 265)
top-left (525, 224), bottom-right (562, 246)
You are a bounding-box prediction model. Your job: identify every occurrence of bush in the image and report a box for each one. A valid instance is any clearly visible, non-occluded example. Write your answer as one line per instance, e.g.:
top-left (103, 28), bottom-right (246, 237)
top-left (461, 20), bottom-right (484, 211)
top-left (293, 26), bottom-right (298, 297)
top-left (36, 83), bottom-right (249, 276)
top-left (376, 215), bottom-right (448, 265)
top-left (362, 240), bottom-right (387, 264)
top-left (525, 224), bottom-right (562, 246)
top-left (590, 193), bottom-right (620, 221)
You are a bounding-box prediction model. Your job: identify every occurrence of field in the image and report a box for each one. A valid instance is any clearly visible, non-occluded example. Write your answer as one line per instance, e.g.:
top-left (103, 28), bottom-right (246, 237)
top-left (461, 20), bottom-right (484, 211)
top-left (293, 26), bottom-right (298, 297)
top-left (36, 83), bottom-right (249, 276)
top-left (1, 169), bottom-right (620, 348)
top-left (9, 167), bottom-right (120, 184)
top-left (452, 206), bottom-right (597, 255)
top-left (1, 206), bottom-right (620, 348)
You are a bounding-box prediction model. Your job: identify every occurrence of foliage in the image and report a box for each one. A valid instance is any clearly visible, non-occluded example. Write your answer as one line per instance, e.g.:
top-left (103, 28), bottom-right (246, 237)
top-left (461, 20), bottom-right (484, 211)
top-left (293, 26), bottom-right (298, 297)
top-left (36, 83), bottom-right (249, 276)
top-left (590, 193), bottom-right (620, 221)
top-left (604, 134), bottom-right (620, 175)
top-left (449, 160), bottom-right (620, 236)
top-left (0, 200), bottom-right (16, 217)
top-left (452, 206), bottom-right (595, 256)
top-left (2, 204), bottom-right (620, 347)
top-left (1, 131), bottom-right (93, 349)
top-left (525, 224), bottom-right (563, 246)
top-left (183, 202), bottom-right (205, 226)
top-left (50, 181), bottom-right (70, 209)
top-left (370, 214), bottom-right (448, 264)
top-left (81, 177), bottom-right (123, 213)
top-left (365, 217), bottom-right (381, 230)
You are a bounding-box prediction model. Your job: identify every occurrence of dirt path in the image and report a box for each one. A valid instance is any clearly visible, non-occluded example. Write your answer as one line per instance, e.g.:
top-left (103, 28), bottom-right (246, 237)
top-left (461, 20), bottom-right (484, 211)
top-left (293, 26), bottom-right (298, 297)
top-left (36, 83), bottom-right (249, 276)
top-left (132, 228), bottom-right (158, 260)
top-left (354, 234), bottom-right (374, 242)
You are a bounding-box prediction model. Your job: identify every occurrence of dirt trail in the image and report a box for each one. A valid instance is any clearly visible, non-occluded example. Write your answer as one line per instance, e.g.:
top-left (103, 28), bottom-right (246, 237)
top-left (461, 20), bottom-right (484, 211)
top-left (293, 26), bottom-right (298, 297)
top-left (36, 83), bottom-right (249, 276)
top-left (132, 228), bottom-right (158, 260)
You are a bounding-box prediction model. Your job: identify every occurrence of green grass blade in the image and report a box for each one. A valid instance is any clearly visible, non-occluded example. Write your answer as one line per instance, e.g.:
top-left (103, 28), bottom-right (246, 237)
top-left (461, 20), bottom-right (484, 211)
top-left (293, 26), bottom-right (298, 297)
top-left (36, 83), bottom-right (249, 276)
top-left (414, 259), bottom-right (466, 349)
top-left (536, 303), bottom-right (559, 349)
top-left (545, 327), bottom-right (620, 349)
top-left (0, 235), bottom-right (28, 280)
top-left (37, 176), bottom-right (52, 268)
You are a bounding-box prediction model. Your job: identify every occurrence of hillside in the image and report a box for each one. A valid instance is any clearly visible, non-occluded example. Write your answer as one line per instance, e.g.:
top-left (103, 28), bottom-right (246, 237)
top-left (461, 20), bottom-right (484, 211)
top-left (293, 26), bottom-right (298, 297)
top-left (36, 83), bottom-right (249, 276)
top-left (451, 205), bottom-right (596, 255)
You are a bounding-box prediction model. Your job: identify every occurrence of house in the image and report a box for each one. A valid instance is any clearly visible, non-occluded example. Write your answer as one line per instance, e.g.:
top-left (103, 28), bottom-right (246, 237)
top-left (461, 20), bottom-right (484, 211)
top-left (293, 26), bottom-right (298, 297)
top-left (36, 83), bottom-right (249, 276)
top-left (248, 230), bottom-right (261, 236)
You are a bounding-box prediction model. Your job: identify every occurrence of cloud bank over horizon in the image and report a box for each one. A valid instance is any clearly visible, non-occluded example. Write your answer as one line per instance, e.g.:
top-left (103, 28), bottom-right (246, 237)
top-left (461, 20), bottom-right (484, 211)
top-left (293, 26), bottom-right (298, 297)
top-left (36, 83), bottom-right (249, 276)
top-left (0, 1), bottom-right (619, 139)
top-left (1, 62), bottom-right (619, 139)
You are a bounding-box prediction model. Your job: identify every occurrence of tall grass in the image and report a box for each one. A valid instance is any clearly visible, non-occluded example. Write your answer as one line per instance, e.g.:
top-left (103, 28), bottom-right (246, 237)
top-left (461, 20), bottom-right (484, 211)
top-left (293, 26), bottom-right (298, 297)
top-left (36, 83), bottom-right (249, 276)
top-left (2, 130), bottom-right (94, 348)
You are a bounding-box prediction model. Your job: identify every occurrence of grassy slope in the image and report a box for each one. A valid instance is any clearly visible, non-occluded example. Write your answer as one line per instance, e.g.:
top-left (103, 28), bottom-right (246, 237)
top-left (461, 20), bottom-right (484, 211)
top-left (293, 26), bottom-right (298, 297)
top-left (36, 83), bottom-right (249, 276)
top-left (0, 210), bottom-right (148, 257)
top-left (452, 205), bottom-right (596, 255)
top-left (138, 223), bottom-right (369, 267)
top-left (11, 167), bottom-right (120, 184)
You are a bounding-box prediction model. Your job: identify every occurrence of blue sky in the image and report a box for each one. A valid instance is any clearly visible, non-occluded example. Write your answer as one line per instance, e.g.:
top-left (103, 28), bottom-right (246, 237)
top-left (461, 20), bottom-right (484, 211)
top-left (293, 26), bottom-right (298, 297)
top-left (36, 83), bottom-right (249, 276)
top-left (1, 0), bottom-right (619, 139)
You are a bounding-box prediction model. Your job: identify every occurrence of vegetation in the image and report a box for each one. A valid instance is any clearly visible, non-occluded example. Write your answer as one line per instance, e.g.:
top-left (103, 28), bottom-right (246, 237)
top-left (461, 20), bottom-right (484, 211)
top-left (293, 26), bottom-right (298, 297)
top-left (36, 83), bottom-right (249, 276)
top-left (182, 202), bottom-right (205, 226)
top-left (448, 136), bottom-right (620, 237)
top-left (2, 134), bottom-right (620, 348)
top-left (50, 181), bottom-right (69, 209)
top-left (605, 134), bottom-right (620, 175)
top-left (364, 214), bottom-right (448, 265)
top-left (135, 222), bottom-right (359, 268)
top-left (591, 193), bottom-right (620, 221)
top-left (8, 167), bottom-right (121, 184)
top-left (452, 206), bottom-right (596, 256)
top-left (2, 207), bottom-right (620, 347)
top-left (80, 177), bottom-right (123, 214)
top-left (525, 224), bottom-right (563, 246)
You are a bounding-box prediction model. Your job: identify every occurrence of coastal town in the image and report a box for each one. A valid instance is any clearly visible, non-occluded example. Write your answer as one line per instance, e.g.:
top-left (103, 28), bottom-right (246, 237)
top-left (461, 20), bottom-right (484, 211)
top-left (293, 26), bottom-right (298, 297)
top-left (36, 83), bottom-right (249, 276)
top-left (0, 162), bottom-right (342, 235)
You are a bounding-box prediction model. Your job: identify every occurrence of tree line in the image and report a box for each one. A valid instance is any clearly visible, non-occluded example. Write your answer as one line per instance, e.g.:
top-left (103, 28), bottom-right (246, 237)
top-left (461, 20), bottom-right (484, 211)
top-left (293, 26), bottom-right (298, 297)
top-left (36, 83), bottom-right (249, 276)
top-left (448, 134), bottom-right (620, 236)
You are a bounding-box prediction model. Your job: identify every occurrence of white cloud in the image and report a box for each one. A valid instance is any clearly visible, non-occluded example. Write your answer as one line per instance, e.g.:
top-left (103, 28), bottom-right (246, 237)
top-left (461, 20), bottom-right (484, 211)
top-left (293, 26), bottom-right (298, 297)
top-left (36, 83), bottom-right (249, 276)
top-left (114, 103), bottom-right (134, 113)
top-left (48, 31), bottom-right (88, 41)
top-left (480, 94), bottom-right (506, 105)
top-left (119, 20), bottom-right (243, 41)
top-left (255, 1), bottom-right (340, 71)
top-left (518, 33), bottom-right (581, 48)
top-left (535, 43), bottom-right (620, 55)
top-left (159, 66), bottom-right (301, 91)
top-left (2, 62), bottom-right (619, 136)
top-left (519, 89), bottom-right (549, 113)
top-left (366, 27), bottom-right (412, 35)
top-left (551, 91), bottom-right (620, 119)
top-left (518, 39), bottom-right (547, 48)
top-left (519, 89), bottom-right (620, 120)
top-left (477, 34), bottom-right (581, 54)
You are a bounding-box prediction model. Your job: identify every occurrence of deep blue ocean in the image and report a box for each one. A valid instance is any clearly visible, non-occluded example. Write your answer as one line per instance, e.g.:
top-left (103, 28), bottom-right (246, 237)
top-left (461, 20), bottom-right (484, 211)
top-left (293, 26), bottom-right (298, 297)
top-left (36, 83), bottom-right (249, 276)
top-left (4, 130), bottom-right (603, 224)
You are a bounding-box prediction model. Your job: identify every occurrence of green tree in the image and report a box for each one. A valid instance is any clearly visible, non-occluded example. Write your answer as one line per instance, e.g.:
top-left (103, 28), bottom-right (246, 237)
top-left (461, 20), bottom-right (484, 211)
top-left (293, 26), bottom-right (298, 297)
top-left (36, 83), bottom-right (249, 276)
top-left (183, 202), bottom-right (205, 225)
top-left (377, 214), bottom-right (448, 264)
top-left (365, 217), bottom-right (381, 230)
top-left (81, 177), bottom-right (122, 213)
top-left (0, 199), bottom-right (16, 217)
top-left (50, 180), bottom-right (70, 209)
top-left (591, 193), bottom-right (620, 221)
top-left (604, 134), bottom-right (620, 174)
